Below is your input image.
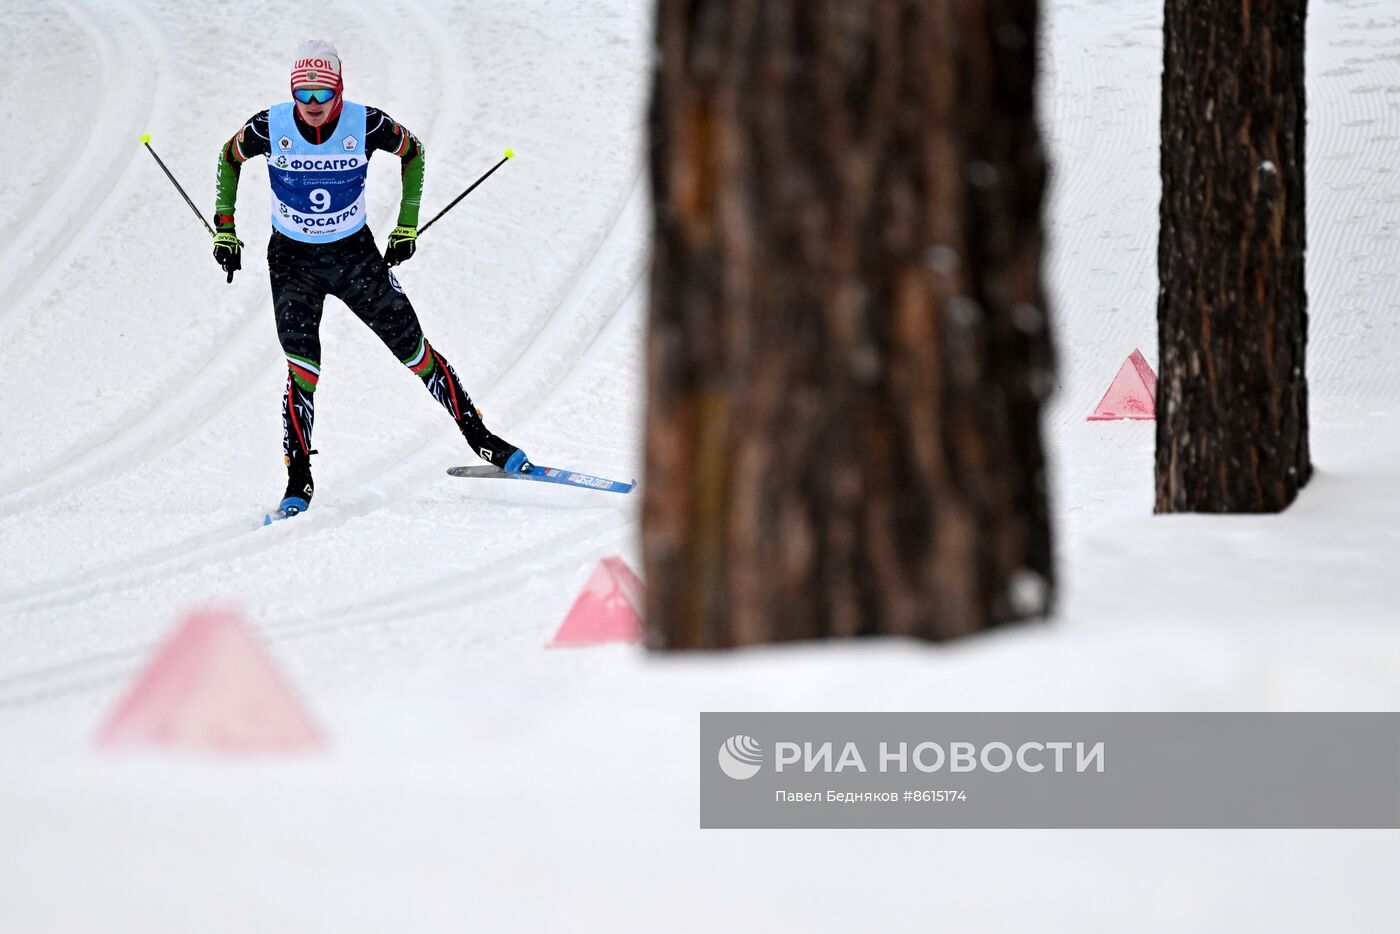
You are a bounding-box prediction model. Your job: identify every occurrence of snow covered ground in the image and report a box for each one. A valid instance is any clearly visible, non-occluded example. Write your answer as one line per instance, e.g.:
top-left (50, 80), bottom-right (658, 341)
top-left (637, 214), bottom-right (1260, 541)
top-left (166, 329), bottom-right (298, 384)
top-left (2, 0), bottom-right (1399, 930)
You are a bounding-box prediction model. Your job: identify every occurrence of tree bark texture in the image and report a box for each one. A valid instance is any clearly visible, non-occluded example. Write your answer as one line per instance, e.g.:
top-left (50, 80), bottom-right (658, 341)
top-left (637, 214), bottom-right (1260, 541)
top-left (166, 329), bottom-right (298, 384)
top-left (1157, 0), bottom-right (1311, 513)
top-left (644, 0), bottom-right (1054, 648)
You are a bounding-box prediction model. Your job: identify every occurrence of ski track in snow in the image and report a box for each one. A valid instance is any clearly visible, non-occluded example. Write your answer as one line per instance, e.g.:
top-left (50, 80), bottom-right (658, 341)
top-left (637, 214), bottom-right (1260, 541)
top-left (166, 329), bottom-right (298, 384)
top-left (1042, 2), bottom-right (1161, 417)
top-left (0, 0), bottom-right (159, 327)
top-left (0, 4), bottom-right (95, 236)
top-left (1304, 0), bottom-right (1400, 457)
top-left (0, 508), bottom-right (635, 708)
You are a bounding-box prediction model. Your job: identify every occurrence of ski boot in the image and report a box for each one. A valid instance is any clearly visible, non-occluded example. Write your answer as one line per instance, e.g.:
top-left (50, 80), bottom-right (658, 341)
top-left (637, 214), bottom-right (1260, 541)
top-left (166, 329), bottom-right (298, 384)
top-left (474, 431), bottom-right (532, 474)
top-left (265, 451), bottom-right (315, 524)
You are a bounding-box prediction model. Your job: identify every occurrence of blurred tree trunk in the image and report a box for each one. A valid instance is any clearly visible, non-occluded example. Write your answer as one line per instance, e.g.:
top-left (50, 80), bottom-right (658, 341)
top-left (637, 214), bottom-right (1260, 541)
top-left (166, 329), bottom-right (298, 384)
top-left (643, 0), bottom-right (1054, 649)
top-left (1156, 0), bottom-right (1311, 513)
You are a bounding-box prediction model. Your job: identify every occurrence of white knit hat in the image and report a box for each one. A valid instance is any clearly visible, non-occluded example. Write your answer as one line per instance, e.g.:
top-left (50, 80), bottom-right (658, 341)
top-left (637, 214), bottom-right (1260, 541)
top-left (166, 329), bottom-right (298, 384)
top-left (290, 39), bottom-right (342, 92)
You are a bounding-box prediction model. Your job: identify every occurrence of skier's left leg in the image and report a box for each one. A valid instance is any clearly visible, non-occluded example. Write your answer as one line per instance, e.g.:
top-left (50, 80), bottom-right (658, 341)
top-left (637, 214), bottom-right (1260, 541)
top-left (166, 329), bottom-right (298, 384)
top-left (330, 229), bottom-right (531, 472)
top-left (399, 333), bottom-right (530, 471)
top-left (269, 232), bottom-right (331, 513)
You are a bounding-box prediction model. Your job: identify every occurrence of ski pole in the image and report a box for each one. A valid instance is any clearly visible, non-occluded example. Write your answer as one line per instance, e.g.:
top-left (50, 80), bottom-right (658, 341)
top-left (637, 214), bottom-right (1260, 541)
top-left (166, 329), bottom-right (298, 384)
top-left (419, 148), bottom-right (515, 235)
top-left (140, 133), bottom-right (215, 237)
top-left (139, 133), bottom-right (243, 283)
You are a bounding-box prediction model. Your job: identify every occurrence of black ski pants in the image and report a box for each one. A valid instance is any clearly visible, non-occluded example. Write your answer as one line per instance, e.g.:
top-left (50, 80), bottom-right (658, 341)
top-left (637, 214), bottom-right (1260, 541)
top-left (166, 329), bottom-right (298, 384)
top-left (267, 226), bottom-right (492, 462)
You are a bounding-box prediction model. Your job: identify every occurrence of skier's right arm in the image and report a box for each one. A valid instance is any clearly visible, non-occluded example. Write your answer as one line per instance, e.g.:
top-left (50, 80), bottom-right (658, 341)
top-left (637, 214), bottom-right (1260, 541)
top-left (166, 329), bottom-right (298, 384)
top-left (213, 112), bottom-right (268, 281)
top-left (214, 111), bottom-right (270, 230)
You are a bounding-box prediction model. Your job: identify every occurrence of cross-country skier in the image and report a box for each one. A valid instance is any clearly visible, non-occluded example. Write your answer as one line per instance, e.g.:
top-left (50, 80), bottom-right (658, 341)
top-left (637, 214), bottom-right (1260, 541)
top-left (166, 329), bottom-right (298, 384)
top-left (212, 39), bottom-right (530, 519)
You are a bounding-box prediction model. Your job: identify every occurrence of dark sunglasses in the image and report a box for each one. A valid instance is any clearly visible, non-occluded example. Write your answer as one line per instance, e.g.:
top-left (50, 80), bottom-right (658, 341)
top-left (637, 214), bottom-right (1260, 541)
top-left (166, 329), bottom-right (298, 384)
top-left (293, 88), bottom-right (337, 105)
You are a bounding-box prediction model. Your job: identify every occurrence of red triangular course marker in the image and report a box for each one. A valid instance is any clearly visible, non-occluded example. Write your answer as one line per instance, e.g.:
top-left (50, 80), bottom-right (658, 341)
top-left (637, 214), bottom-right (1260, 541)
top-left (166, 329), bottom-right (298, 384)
top-left (1088, 348), bottom-right (1158, 420)
top-left (97, 609), bottom-right (323, 754)
top-left (550, 557), bottom-right (644, 647)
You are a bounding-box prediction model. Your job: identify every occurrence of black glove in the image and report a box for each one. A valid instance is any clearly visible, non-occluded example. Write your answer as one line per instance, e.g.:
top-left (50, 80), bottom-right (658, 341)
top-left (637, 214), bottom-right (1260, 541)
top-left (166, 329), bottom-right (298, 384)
top-left (385, 225), bottom-right (417, 266)
top-left (213, 230), bottom-right (242, 283)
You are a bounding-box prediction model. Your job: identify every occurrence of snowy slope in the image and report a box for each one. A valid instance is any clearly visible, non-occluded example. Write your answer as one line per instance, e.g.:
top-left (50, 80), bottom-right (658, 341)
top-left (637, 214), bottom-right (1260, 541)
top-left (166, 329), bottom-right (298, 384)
top-left (2, 0), bottom-right (1400, 931)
